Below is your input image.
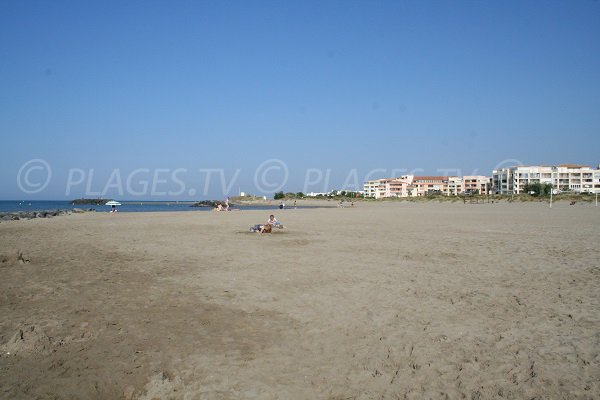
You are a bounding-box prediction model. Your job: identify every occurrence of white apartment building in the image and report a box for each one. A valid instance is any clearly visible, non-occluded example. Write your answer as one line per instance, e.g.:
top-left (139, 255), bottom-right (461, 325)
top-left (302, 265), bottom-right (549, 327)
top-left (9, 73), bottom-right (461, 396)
top-left (363, 179), bottom-right (390, 198)
top-left (492, 164), bottom-right (600, 194)
top-left (363, 176), bottom-right (414, 199)
top-left (446, 176), bottom-right (463, 196)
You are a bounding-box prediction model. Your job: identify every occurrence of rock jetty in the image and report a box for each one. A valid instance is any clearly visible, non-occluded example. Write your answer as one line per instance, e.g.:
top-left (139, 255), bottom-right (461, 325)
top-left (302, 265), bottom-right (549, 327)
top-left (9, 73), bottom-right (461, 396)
top-left (0, 208), bottom-right (95, 222)
top-left (71, 198), bottom-right (112, 205)
top-left (190, 200), bottom-right (234, 208)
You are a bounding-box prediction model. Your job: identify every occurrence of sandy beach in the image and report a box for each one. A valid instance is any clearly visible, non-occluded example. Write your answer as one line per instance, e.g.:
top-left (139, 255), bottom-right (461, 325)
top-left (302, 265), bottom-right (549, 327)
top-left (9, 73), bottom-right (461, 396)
top-left (1, 201), bottom-right (599, 399)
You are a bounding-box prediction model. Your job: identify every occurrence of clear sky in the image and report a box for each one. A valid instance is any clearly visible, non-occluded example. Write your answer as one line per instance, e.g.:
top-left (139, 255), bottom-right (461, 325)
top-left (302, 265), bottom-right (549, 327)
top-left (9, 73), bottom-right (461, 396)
top-left (1, 0), bottom-right (599, 199)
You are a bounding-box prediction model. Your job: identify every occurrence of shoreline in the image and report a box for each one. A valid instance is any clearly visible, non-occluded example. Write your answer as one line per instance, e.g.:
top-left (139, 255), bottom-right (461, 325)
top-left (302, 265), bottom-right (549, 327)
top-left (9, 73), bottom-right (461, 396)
top-left (0, 197), bottom-right (597, 221)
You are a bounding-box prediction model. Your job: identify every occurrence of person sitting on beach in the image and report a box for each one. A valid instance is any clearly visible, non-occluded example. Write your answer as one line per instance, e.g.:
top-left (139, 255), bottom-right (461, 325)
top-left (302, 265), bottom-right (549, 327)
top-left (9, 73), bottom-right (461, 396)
top-left (266, 214), bottom-right (277, 226)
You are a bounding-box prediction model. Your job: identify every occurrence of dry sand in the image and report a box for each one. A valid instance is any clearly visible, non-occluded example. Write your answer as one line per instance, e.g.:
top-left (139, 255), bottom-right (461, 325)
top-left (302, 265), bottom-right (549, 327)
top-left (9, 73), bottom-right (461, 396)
top-left (0, 202), bottom-right (599, 399)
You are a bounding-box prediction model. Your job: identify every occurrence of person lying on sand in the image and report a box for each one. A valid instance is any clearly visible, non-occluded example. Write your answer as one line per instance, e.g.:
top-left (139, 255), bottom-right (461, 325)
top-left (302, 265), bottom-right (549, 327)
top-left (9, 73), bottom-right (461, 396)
top-left (250, 224), bottom-right (268, 233)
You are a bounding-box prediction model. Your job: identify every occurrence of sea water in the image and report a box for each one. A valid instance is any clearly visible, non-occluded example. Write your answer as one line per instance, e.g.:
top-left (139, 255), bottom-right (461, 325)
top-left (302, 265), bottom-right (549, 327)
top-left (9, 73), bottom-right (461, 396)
top-left (0, 200), bottom-right (317, 213)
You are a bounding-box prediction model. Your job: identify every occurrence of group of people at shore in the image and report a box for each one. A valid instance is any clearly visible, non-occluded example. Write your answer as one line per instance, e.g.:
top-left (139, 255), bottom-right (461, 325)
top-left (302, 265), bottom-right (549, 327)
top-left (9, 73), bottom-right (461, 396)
top-left (214, 197), bottom-right (230, 211)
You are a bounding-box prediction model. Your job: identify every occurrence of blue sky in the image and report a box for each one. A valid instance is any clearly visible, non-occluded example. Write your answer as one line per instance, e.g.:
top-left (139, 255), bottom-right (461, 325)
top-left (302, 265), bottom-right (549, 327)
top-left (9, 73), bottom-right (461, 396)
top-left (1, 0), bottom-right (599, 199)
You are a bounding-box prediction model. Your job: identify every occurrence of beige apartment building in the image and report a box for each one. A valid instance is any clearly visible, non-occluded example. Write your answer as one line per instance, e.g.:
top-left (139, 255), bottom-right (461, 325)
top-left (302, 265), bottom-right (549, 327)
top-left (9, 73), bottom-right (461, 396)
top-left (492, 164), bottom-right (600, 194)
top-left (364, 175), bottom-right (491, 198)
top-left (462, 176), bottom-right (492, 195)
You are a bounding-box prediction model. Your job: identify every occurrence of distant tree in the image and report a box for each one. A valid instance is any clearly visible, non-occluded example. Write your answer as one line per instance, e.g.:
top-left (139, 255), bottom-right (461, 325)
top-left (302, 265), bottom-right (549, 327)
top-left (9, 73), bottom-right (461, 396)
top-left (273, 191), bottom-right (285, 200)
top-left (524, 182), bottom-right (552, 196)
top-left (296, 192), bottom-right (305, 198)
top-left (535, 183), bottom-right (542, 196)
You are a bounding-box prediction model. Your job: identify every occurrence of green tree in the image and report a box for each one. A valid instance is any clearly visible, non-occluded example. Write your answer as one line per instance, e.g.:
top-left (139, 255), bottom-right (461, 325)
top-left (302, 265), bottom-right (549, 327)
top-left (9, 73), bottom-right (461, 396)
top-left (524, 183), bottom-right (552, 197)
top-left (524, 182), bottom-right (541, 196)
top-left (273, 191), bottom-right (285, 200)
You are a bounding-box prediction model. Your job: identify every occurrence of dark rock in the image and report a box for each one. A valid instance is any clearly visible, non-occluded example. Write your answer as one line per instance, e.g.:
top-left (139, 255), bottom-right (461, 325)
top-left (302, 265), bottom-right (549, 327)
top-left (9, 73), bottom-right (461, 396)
top-left (191, 200), bottom-right (235, 208)
top-left (190, 200), bottom-right (217, 207)
top-left (71, 198), bottom-right (112, 205)
top-left (0, 208), bottom-right (90, 221)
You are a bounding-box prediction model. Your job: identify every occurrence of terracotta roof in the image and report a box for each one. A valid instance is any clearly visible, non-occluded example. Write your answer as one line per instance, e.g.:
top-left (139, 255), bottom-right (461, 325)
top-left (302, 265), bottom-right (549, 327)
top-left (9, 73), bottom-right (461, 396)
top-left (413, 176), bottom-right (448, 181)
top-left (559, 164), bottom-right (590, 169)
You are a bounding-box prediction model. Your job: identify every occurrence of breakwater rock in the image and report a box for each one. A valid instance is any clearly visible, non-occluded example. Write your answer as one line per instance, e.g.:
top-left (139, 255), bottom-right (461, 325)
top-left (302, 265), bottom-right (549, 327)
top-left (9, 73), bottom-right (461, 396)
top-left (71, 199), bottom-right (112, 205)
top-left (0, 208), bottom-right (95, 222)
top-left (190, 200), bottom-right (235, 208)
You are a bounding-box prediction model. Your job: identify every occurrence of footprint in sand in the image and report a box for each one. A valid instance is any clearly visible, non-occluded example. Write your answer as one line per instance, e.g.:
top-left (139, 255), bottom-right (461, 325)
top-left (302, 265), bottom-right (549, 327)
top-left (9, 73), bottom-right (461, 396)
top-left (0, 250), bottom-right (30, 265)
top-left (0, 325), bottom-right (51, 356)
top-left (125, 371), bottom-right (184, 400)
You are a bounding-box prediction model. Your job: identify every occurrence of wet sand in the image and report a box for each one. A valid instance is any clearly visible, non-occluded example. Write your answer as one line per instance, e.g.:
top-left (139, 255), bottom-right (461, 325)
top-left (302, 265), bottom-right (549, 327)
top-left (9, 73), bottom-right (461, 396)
top-left (1, 202), bottom-right (599, 399)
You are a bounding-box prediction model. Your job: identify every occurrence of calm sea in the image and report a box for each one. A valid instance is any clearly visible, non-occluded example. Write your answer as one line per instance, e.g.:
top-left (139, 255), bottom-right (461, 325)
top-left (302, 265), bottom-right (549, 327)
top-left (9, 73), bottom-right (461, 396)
top-left (0, 200), bottom-right (310, 213)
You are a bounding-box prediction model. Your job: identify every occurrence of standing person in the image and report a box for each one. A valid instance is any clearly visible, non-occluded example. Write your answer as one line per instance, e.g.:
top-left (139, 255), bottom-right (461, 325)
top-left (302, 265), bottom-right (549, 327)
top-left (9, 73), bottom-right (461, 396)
top-left (294, 200), bottom-right (297, 209)
top-left (224, 197), bottom-right (230, 211)
top-left (279, 201), bottom-right (284, 210)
